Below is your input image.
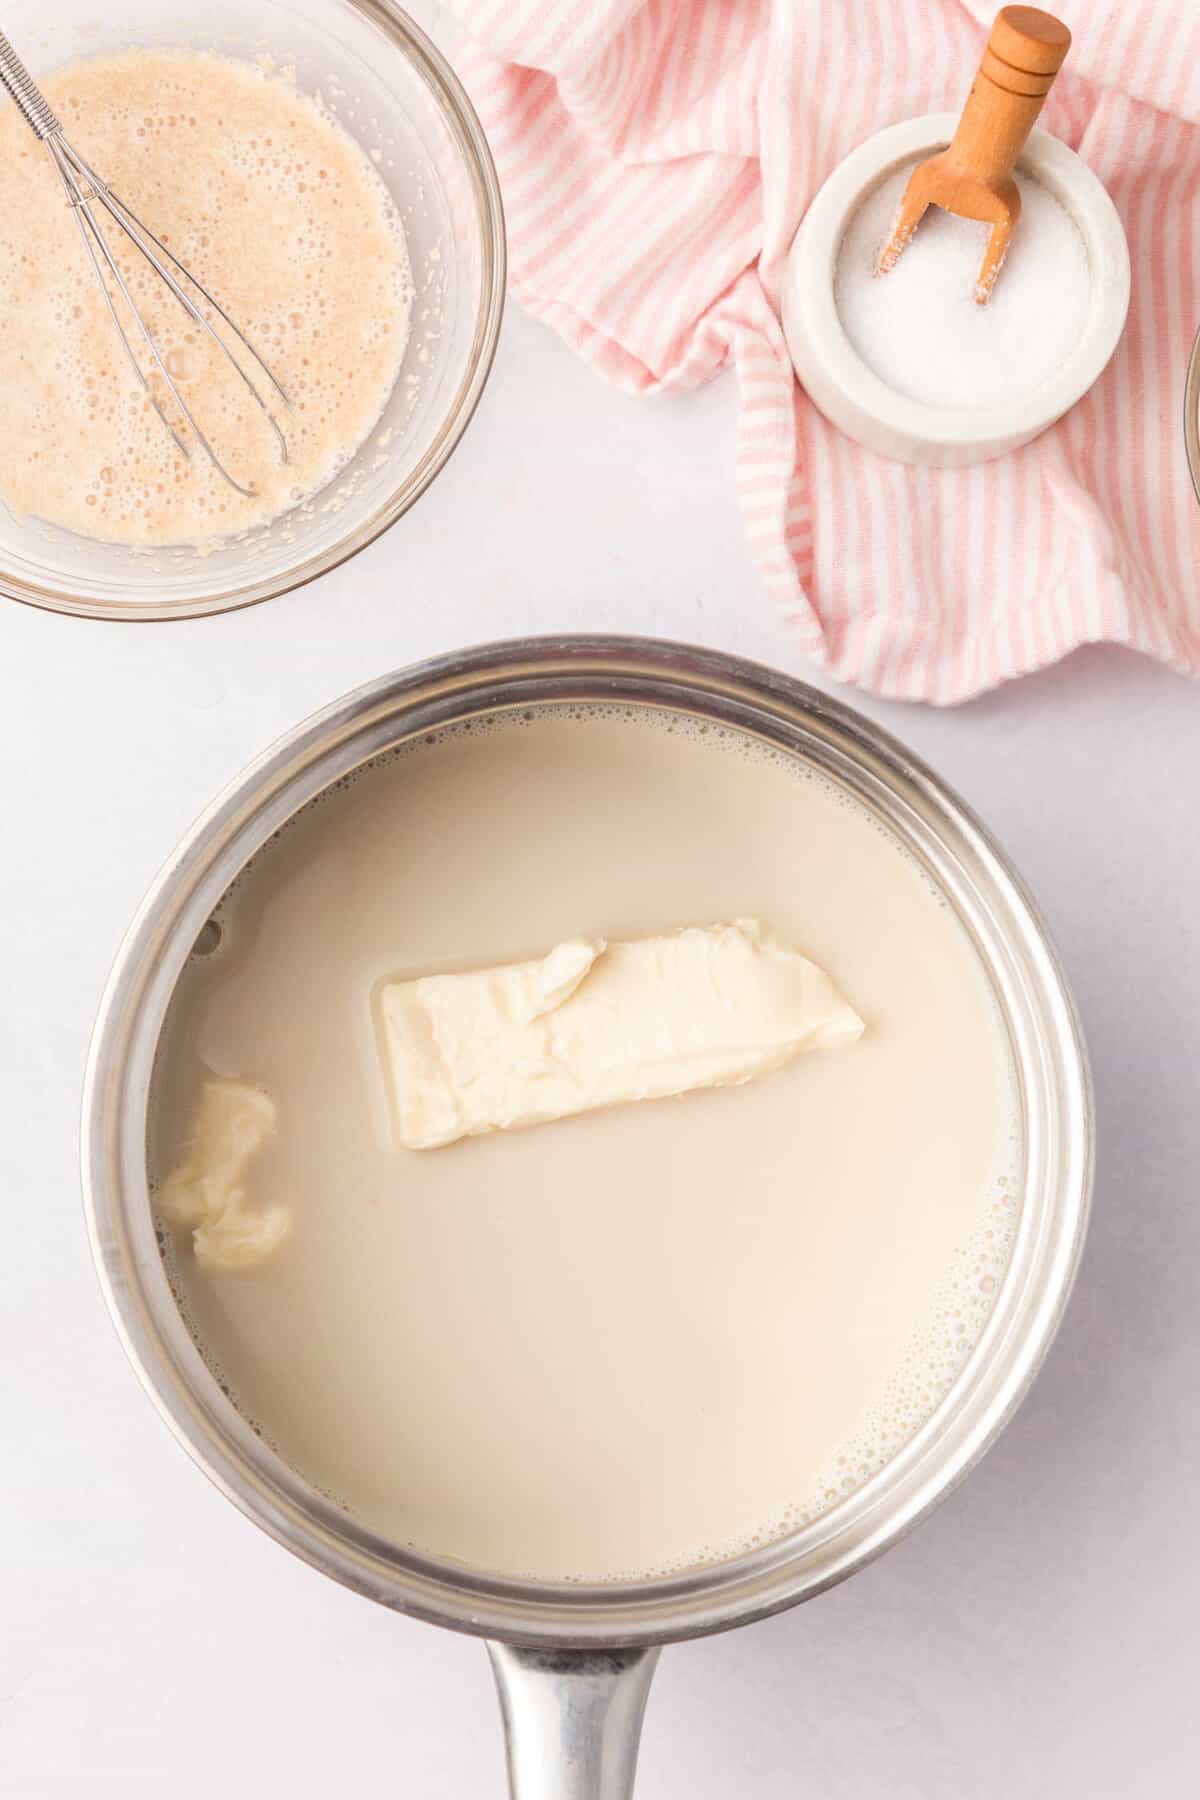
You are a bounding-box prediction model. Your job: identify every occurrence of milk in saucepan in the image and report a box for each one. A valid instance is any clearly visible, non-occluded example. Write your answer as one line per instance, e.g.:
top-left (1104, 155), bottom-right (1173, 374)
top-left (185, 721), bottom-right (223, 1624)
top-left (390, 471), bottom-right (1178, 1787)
top-left (150, 705), bottom-right (1019, 1582)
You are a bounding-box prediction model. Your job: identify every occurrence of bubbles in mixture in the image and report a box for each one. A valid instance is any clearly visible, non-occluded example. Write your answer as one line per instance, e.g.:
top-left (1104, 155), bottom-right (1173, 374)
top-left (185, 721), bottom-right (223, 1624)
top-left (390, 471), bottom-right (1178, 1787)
top-left (0, 50), bottom-right (413, 546)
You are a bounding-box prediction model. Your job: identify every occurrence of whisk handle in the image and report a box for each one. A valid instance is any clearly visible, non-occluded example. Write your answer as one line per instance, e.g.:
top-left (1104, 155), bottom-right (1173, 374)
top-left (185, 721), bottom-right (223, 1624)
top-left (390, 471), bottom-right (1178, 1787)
top-left (0, 30), bottom-right (60, 141)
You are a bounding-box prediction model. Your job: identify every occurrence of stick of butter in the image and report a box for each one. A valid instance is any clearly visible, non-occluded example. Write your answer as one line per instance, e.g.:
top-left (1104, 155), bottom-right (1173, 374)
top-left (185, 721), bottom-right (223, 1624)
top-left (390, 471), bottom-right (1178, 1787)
top-left (158, 1079), bottom-right (291, 1273)
top-left (380, 919), bottom-right (864, 1151)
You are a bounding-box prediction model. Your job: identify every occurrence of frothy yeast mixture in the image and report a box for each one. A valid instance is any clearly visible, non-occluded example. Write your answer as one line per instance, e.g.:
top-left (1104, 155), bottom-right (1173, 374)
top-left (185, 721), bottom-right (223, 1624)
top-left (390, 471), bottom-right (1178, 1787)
top-left (0, 51), bottom-right (412, 545)
top-left (150, 706), bottom-right (1020, 1584)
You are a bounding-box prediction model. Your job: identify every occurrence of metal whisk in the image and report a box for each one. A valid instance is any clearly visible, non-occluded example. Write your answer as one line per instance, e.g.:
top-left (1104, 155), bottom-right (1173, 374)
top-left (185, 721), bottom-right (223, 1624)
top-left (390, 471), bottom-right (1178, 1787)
top-left (0, 29), bottom-right (289, 497)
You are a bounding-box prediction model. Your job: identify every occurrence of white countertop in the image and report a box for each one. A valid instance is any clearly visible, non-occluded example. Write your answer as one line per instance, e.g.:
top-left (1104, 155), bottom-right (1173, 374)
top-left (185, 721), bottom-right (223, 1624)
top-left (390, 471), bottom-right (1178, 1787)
top-left (4, 219), bottom-right (1199, 1796)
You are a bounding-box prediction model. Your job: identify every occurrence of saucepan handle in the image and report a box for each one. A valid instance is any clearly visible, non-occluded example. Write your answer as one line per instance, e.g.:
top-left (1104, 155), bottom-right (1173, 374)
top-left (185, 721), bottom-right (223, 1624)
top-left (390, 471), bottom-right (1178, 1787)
top-left (487, 1644), bottom-right (662, 1800)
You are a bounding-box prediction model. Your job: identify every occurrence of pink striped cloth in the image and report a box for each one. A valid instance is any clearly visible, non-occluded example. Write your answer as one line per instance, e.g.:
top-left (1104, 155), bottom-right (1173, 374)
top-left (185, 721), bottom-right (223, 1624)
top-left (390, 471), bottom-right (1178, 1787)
top-left (450, 0), bottom-right (1200, 702)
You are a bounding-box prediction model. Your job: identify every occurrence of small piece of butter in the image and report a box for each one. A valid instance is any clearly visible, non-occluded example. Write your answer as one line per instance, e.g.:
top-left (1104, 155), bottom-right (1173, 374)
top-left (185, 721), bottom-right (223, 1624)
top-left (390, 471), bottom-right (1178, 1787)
top-left (158, 1079), bottom-right (291, 1273)
top-left (380, 919), bottom-right (864, 1151)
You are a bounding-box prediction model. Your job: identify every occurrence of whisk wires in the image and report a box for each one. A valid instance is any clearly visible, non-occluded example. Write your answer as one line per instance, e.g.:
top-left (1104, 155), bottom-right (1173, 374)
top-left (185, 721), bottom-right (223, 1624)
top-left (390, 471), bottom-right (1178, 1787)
top-left (45, 134), bottom-right (291, 499)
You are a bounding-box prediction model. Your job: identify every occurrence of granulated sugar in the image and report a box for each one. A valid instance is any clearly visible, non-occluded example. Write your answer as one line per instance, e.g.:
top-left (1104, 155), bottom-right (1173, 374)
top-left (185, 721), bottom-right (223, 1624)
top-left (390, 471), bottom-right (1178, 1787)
top-left (835, 160), bottom-right (1090, 409)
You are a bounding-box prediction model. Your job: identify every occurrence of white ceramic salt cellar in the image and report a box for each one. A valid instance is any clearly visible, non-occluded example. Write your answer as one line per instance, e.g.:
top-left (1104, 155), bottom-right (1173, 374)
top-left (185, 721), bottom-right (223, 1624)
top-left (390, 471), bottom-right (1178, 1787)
top-left (782, 113), bottom-right (1130, 466)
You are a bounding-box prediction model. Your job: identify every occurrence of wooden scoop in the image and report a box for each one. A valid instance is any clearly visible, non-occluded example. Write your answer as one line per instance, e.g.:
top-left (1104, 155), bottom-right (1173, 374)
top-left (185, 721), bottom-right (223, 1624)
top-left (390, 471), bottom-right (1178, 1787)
top-left (877, 6), bottom-right (1072, 303)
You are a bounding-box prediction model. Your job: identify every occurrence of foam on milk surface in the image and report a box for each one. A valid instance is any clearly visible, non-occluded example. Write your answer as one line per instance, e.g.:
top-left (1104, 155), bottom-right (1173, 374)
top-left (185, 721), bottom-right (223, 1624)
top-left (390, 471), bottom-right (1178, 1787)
top-left (836, 160), bottom-right (1090, 408)
top-left (150, 705), bottom-right (1021, 1583)
top-left (0, 50), bottom-right (412, 545)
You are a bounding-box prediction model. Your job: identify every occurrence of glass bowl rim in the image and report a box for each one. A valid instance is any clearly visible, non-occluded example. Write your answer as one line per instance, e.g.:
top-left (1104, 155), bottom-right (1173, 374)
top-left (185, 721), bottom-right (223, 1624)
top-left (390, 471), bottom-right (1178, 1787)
top-left (1185, 318), bottom-right (1200, 510)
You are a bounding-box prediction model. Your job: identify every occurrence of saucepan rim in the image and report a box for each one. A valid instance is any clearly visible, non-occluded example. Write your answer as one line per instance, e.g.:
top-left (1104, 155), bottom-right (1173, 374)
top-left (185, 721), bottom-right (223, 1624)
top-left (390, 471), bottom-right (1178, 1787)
top-left (81, 634), bottom-right (1093, 1646)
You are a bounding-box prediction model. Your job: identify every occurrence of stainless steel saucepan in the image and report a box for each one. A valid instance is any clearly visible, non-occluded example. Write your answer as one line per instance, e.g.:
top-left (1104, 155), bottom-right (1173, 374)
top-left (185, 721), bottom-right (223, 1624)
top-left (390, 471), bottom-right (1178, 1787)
top-left (83, 636), bottom-right (1092, 1797)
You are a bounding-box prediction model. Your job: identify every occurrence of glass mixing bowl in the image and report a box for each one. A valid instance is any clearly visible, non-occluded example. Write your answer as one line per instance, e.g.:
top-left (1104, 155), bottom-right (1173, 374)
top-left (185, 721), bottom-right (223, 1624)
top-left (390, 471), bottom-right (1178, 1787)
top-left (1186, 321), bottom-right (1200, 510)
top-left (0, 0), bottom-right (504, 619)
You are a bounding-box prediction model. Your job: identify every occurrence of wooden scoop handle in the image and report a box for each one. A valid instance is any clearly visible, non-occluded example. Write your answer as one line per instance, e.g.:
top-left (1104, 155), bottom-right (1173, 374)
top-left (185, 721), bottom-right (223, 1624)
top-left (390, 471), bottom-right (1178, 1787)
top-left (947, 6), bottom-right (1072, 189)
